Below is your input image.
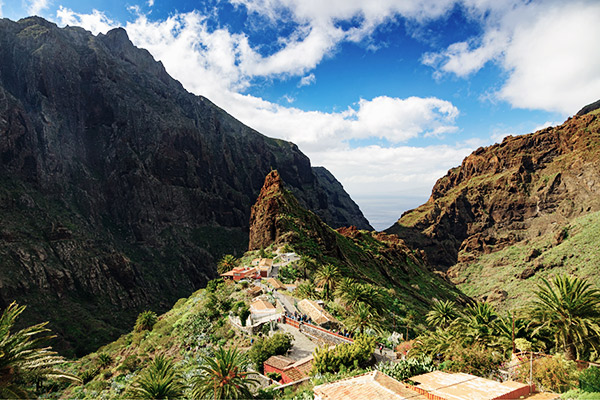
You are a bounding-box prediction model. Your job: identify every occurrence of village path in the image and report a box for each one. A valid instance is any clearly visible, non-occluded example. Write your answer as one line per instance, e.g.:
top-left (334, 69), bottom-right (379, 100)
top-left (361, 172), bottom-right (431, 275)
top-left (277, 323), bottom-right (317, 360)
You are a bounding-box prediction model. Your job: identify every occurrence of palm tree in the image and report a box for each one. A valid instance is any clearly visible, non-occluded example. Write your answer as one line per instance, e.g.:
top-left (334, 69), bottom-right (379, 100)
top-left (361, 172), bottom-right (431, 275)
top-left (217, 254), bottom-right (239, 274)
top-left (0, 302), bottom-right (80, 398)
top-left (131, 354), bottom-right (184, 399)
top-left (335, 280), bottom-right (385, 311)
top-left (295, 281), bottom-right (316, 299)
top-left (426, 300), bottom-right (458, 329)
top-left (297, 256), bottom-right (316, 280)
top-left (191, 346), bottom-right (258, 400)
top-left (135, 310), bottom-right (158, 332)
top-left (459, 302), bottom-right (499, 347)
top-left (314, 264), bottom-right (341, 300)
top-left (532, 275), bottom-right (600, 360)
top-left (344, 302), bottom-right (381, 334)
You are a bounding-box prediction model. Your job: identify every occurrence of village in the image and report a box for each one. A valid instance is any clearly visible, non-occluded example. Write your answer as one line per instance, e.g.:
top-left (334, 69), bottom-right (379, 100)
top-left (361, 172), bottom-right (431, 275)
top-left (218, 249), bottom-right (561, 400)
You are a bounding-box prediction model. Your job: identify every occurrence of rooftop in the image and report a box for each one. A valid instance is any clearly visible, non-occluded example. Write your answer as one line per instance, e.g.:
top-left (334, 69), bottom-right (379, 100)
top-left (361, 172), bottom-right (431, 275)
top-left (265, 355), bottom-right (294, 370)
top-left (297, 299), bottom-right (338, 325)
top-left (314, 371), bottom-right (425, 400)
top-left (411, 371), bottom-right (530, 400)
top-left (250, 299), bottom-right (276, 312)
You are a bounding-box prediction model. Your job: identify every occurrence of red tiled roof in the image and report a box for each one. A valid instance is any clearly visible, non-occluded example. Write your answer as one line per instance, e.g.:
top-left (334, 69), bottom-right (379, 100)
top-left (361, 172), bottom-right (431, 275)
top-left (264, 355), bottom-right (294, 370)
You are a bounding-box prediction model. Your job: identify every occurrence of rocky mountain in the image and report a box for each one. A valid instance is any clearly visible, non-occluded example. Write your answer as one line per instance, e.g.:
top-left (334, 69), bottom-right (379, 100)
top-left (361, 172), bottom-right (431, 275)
top-left (248, 170), bottom-right (464, 314)
top-left (0, 17), bottom-right (370, 355)
top-left (386, 102), bottom-right (600, 309)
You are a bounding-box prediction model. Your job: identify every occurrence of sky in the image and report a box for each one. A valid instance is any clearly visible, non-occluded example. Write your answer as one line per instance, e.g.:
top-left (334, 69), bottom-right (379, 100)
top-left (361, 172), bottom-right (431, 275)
top-left (2, 1), bottom-right (600, 230)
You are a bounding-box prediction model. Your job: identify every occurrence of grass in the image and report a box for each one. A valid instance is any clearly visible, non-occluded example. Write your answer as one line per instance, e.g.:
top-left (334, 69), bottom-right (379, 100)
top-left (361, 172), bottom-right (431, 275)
top-left (453, 211), bottom-right (600, 312)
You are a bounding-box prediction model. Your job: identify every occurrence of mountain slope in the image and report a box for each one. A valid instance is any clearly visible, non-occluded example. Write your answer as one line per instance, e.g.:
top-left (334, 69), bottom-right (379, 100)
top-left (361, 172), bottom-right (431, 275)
top-left (386, 103), bottom-right (600, 309)
top-left (0, 17), bottom-right (370, 355)
top-left (249, 170), bottom-right (464, 316)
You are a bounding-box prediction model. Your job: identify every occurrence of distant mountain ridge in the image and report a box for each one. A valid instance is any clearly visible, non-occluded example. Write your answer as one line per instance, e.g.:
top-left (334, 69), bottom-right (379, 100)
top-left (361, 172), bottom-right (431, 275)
top-left (0, 16), bottom-right (370, 355)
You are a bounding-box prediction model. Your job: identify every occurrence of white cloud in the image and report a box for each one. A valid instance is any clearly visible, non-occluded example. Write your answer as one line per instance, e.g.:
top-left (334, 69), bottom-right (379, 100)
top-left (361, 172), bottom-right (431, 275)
top-left (298, 73), bottom-right (316, 87)
top-left (147, 0), bottom-right (155, 7)
top-left (27, 0), bottom-right (50, 15)
top-left (56, 6), bottom-right (118, 35)
top-left (424, 0), bottom-right (600, 115)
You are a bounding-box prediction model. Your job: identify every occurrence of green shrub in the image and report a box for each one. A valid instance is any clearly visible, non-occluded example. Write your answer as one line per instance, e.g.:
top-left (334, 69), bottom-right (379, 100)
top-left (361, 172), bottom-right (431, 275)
top-left (377, 357), bottom-right (435, 381)
top-left (562, 389), bottom-right (600, 399)
top-left (238, 304), bottom-right (250, 327)
top-left (249, 333), bottom-right (294, 372)
top-left (117, 355), bottom-right (140, 373)
top-left (135, 310), bottom-right (158, 332)
top-left (312, 335), bottom-right (376, 374)
top-left (515, 354), bottom-right (578, 393)
top-left (79, 367), bottom-right (99, 384)
top-left (580, 366), bottom-right (600, 392)
top-left (440, 344), bottom-right (503, 376)
top-left (266, 372), bottom-right (281, 381)
top-left (96, 353), bottom-right (113, 369)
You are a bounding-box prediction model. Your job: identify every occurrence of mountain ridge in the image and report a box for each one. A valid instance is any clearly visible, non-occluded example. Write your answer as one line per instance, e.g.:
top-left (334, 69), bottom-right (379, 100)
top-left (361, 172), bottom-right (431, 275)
top-left (0, 16), bottom-right (370, 355)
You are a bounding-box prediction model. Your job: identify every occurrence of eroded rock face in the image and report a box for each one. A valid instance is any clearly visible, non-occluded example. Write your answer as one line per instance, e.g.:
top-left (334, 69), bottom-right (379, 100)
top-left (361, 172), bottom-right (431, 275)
top-left (0, 17), bottom-right (370, 355)
top-left (387, 107), bottom-right (600, 270)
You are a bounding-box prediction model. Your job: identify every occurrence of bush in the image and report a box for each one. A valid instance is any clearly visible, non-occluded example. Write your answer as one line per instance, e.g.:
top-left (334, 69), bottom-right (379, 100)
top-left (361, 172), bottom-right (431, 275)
top-left (266, 372), bottom-right (281, 381)
top-left (562, 389), bottom-right (600, 399)
top-left (238, 304), bottom-right (250, 327)
top-left (117, 355), bottom-right (140, 373)
top-left (440, 344), bottom-right (503, 376)
top-left (377, 357), bottom-right (435, 381)
top-left (135, 310), bottom-right (158, 332)
top-left (96, 353), bottom-right (113, 369)
top-left (580, 366), bottom-right (600, 392)
top-left (80, 367), bottom-right (99, 384)
top-left (249, 333), bottom-right (294, 372)
top-left (206, 278), bottom-right (225, 293)
top-left (515, 354), bottom-right (578, 393)
top-left (312, 335), bottom-right (376, 374)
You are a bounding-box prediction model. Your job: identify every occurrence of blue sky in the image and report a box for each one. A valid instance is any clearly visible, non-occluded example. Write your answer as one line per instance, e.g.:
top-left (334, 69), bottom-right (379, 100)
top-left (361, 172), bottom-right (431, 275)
top-left (3, 0), bottom-right (600, 229)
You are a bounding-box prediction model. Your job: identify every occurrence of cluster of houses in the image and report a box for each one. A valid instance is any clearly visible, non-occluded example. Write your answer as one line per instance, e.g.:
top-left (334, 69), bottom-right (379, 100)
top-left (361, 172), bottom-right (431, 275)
top-left (222, 253), bottom-right (559, 399)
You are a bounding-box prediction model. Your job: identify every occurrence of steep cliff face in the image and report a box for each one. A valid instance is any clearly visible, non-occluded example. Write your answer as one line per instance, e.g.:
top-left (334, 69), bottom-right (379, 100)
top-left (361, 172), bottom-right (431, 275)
top-left (0, 17), bottom-right (370, 355)
top-left (248, 170), bottom-right (464, 312)
top-left (386, 103), bottom-right (600, 309)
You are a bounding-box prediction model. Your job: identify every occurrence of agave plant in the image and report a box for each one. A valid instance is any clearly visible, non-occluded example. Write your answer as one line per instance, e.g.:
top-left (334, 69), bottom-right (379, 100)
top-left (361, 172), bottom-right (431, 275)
top-left (0, 302), bottom-right (80, 398)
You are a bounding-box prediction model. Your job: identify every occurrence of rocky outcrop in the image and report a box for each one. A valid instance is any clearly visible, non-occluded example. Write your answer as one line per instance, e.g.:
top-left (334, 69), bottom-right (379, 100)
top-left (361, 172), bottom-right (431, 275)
top-left (387, 106), bottom-right (600, 270)
top-left (248, 170), bottom-right (464, 309)
top-left (0, 17), bottom-right (370, 355)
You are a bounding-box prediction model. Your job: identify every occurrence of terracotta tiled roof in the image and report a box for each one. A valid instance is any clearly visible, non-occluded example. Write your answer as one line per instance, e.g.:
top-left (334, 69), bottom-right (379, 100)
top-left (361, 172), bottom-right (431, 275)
top-left (250, 299), bottom-right (275, 311)
top-left (265, 355), bottom-right (294, 370)
top-left (283, 367), bottom-right (304, 382)
top-left (265, 278), bottom-right (285, 290)
top-left (411, 371), bottom-right (530, 400)
top-left (297, 299), bottom-right (338, 325)
top-left (313, 371), bottom-right (423, 400)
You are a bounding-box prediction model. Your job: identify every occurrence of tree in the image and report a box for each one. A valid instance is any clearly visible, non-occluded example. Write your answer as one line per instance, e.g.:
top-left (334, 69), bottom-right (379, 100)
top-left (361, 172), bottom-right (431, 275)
top-left (248, 332), bottom-right (293, 372)
top-left (294, 281), bottom-right (316, 299)
top-left (426, 300), bottom-right (458, 329)
top-left (131, 354), bottom-right (184, 399)
top-left (191, 346), bottom-right (258, 400)
top-left (532, 276), bottom-right (600, 360)
top-left (0, 302), bottom-right (79, 398)
top-left (344, 302), bottom-right (381, 335)
top-left (314, 264), bottom-right (341, 301)
top-left (297, 256), bottom-right (316, 280)
top-left (135, 310), bottom-right (158, 332)
top-left (459, 302), bottom-right (499, 347)
top-left (217, 254), bottom-right (239, 275)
